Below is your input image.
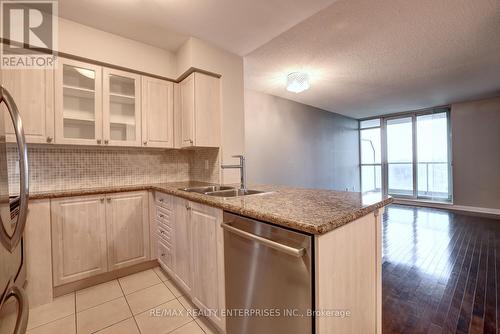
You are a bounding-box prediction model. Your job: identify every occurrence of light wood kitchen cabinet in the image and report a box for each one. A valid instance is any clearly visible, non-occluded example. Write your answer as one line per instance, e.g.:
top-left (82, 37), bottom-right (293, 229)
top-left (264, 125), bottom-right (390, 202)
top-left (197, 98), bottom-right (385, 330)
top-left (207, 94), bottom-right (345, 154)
top-left (315, 209), bottom-right (383, 334)
top-left (106, 191), bottom-right (149, 271)
top-left (51, 191), bottom-right (150, 286)
top-left (55, 58), bottom-right (103, 146)
top-left (173, 197), bottom-right (192, 294)
top-left (142, 76), bottom-right (174, 148)
top-left (1, 68), bottom-right (54, 144)
top-left (155, 194), bottom-right (175, 273)
top-left (51, 195), bottom-right (108, 286)
top-left (24, 200), bottom-right (53, 308)
top-left (153, 192), bottom-right (225, 331)
top-left (189, 201), bottom-right (225, 331)
top-left (179, 72), bottom-right (221, 148)
top-left (103, 68), bottom-right (142, 147)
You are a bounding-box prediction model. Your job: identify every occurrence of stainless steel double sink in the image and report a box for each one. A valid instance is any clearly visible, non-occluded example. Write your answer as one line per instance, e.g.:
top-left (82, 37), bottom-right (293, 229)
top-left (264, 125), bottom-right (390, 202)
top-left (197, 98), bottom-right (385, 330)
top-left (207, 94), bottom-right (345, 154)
top-left (178, 185), bottom-right (269, 198)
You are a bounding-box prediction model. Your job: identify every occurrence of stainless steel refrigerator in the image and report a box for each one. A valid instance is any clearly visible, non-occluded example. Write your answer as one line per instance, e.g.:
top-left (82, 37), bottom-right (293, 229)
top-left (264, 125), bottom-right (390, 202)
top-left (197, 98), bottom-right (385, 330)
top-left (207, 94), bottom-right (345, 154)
top-left (0, 85), bottom-right (30, 334)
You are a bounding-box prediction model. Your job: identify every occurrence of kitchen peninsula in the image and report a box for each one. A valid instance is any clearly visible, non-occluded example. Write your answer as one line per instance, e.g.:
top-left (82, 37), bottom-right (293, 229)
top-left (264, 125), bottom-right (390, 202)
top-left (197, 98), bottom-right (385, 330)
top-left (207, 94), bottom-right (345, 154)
top-left (27, 182), bottom-right (392, 333)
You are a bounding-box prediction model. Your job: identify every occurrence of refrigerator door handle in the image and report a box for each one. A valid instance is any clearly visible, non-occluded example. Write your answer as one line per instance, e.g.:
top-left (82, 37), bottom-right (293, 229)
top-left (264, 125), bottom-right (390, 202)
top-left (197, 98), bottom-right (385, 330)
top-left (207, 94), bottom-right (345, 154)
top-left (0, 86), bottom-right (29, 252)
top-left (0, 279), bottom-right (29, 334)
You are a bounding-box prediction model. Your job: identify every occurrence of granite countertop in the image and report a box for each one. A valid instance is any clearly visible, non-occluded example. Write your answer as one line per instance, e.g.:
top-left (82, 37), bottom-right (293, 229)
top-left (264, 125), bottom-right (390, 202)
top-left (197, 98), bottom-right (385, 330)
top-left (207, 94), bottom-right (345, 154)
top-left (29, 182), bottom-right (393, 235)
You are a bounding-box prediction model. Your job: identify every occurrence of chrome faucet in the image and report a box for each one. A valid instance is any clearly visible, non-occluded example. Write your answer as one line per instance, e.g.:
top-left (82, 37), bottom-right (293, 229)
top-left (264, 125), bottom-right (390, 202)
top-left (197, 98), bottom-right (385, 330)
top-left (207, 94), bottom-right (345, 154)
top-left (221, 155), bottom-right (247, 191)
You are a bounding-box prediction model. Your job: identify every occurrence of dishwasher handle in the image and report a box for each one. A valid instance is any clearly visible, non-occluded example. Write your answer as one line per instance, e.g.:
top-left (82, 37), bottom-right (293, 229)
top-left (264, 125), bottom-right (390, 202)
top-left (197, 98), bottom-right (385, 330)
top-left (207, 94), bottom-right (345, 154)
top-left (221, 222), bottom-right (305, 258)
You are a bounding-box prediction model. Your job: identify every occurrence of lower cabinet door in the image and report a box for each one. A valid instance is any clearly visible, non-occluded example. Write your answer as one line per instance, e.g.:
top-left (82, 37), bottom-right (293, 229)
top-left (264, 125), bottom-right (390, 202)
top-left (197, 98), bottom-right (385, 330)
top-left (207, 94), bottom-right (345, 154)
top-left (190, 201), bottom-right (225, 331)
top-left (158, 239), bottom-right (173, 270)
top-left (173, 197), bottom-right (192, 294)
top-left (51, 195), bottom-right (108, 286)
top-left (106, 191), bottom-right (150, 271)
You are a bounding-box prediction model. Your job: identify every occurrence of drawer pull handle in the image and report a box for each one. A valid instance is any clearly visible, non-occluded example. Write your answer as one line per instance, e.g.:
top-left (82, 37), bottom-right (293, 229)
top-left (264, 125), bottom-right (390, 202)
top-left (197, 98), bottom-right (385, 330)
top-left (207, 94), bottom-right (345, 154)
top-left (159, 214), bottom-right (165, 218)
top-left (160, 231), bottom-right (165, 235)
top-left (161, 253), bottom-right (166, 257)
top-left (159, 199), bottom-right (164, 203)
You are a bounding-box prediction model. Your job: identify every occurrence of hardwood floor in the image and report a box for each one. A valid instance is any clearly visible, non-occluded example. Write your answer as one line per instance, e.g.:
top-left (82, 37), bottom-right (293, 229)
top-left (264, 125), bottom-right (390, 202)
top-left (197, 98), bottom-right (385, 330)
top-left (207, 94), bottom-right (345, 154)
top-left (382, 204), bottom-right (500, 334)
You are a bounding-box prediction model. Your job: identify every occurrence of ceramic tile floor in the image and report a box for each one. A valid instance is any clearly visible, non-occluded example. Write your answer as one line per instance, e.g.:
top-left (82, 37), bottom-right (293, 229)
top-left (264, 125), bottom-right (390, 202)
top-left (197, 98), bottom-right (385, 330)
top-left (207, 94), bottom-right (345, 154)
top-left (26, 267), bottom-right (218, 334)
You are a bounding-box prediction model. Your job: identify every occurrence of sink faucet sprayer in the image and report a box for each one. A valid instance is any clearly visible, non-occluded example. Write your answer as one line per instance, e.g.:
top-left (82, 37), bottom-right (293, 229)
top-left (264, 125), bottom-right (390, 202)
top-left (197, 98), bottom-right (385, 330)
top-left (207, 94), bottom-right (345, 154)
top-left (221, 155), bottom-right (247, 191)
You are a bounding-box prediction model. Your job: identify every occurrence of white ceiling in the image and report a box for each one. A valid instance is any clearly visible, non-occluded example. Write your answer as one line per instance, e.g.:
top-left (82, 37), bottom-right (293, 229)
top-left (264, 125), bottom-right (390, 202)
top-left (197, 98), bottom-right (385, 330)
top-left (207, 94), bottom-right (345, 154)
top-left (58, 0), bottom-right (337, 55)
top-left (59, 0), bottom-right (500, 119)
top-left (245, 0), bottom-right (500, 118)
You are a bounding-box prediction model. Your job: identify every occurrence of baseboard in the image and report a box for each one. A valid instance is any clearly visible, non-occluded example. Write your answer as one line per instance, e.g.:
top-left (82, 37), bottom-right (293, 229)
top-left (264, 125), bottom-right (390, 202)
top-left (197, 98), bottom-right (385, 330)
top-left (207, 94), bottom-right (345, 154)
top-left (53, 260), bottom-right (158, 297)
top-left (393, 199), bottom-right (500, 219)
top-left (450, 205), bottom-right (500, 217)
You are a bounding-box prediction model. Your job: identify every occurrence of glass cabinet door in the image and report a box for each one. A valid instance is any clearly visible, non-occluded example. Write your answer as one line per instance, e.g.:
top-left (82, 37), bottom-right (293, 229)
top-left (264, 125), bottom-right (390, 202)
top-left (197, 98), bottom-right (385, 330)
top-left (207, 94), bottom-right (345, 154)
top-left (103, 68), bottom-right (141, 146)
top-left (55, 59), bottom-right (102, 145)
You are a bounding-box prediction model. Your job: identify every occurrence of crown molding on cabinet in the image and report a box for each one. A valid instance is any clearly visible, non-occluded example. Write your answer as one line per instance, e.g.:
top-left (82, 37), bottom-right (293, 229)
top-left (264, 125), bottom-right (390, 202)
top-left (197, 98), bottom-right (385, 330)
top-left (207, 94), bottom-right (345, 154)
top-left (0, 38), bottom-right (222, 82)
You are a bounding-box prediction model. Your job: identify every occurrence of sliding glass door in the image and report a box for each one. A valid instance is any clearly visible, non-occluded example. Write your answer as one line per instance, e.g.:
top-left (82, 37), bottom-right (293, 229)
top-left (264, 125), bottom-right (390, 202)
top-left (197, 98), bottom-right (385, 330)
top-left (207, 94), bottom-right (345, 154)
top-left (416, 112), bottom-right (451, 200)
top-left (386, 116), bottom-right (414, 197)
top-left (360, 108), bottom-right (452, 202)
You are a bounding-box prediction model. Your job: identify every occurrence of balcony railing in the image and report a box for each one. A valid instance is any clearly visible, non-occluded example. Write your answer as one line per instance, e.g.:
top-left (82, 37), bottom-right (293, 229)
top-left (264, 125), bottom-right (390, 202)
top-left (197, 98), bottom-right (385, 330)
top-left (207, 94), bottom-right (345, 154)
top-left (361, 161), bottom-right (450, 200)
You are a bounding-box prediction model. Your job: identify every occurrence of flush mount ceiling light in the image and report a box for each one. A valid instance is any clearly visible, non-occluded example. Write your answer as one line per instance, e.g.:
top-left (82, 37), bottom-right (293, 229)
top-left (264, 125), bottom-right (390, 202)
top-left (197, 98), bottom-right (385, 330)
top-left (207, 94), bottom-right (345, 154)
top-left (286, 72), bottom-right (310, 93)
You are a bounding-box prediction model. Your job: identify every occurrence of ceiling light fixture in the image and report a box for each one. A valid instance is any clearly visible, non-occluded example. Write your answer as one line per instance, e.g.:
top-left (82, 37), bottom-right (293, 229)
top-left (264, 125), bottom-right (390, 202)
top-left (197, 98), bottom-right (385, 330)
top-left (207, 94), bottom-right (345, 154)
top-left (286, 72), bottom-right (310, 93)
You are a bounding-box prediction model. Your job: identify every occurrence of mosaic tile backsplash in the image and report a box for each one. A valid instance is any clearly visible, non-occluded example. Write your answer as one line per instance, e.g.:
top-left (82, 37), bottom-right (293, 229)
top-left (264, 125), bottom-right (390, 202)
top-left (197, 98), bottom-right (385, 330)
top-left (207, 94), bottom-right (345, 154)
top-left (7, 145), bottom-right (220, 194)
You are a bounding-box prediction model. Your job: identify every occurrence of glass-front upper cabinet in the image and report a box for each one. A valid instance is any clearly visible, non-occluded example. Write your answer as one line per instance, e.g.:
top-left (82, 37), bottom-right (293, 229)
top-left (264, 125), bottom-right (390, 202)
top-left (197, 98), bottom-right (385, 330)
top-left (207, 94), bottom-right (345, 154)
top-left (103, 68), bottom-right (141, 146)
top-left (55, 58), bottom-right (102, 145)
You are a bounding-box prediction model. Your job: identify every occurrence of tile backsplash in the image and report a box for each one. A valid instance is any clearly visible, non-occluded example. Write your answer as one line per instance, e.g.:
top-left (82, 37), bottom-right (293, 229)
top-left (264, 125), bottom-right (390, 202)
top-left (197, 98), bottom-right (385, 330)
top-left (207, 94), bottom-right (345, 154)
top-left (7, 145), bottom-right (220, 194)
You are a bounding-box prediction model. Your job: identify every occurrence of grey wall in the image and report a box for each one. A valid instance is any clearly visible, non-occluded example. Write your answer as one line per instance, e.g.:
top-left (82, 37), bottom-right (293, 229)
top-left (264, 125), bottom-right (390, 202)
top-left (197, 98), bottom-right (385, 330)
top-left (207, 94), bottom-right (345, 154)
top-left (451, 96), bottom-right (500, 209)
top-left (244, 90), bottom-right (360, 191)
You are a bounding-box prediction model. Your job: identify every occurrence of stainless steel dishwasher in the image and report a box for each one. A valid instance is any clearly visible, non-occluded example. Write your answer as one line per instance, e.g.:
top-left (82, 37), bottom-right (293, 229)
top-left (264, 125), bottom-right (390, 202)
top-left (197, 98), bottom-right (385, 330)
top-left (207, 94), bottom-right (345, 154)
top-left (222, 212), bottom-right (313, 334)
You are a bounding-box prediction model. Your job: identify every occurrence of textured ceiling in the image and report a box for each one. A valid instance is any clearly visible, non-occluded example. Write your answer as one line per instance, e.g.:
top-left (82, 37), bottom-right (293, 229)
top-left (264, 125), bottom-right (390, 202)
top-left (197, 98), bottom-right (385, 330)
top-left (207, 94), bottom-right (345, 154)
top-left (245, 0), bottom-right (500, 118)
top-left (58, 0), bottom-right (337, 55)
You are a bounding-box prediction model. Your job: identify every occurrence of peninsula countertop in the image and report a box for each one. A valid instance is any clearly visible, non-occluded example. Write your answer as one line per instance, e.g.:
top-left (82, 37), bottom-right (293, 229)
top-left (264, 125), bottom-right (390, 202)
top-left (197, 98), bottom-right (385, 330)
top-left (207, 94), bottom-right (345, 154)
top-left (29, 182), bottom-right (393, 235)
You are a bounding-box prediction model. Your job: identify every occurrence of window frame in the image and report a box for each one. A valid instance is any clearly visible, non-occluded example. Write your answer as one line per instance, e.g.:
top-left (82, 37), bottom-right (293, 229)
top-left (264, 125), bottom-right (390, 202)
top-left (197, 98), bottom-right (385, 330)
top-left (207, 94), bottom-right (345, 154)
top-left (359, 106), bottom-right (453, 202)
top-left (359, 121), bottom-right (382, 194)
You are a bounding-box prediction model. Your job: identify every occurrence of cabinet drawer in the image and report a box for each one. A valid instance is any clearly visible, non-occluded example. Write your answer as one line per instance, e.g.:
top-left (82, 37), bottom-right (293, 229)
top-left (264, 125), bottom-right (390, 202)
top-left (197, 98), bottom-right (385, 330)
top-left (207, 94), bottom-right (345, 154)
top-left (158, 240), bottom-right (173, 268)
top-left (157, 222), bottom-right (173, 245)
top-left (155, 192), bottom-right (173, 209)
top-left (155, 206), bottom-right (172, 227)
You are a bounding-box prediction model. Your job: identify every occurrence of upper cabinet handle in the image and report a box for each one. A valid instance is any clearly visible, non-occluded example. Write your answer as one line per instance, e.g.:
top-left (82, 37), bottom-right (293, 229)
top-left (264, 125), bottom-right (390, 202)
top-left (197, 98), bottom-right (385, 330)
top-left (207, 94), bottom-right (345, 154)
top-left (97, 139), bottom-right (102, 144)
top-left (46, 136), bottom-right (53, 143)
top-left (0, 86), bottom-right (29, 252)
top-left (104, 139), bottom-right (109, 145)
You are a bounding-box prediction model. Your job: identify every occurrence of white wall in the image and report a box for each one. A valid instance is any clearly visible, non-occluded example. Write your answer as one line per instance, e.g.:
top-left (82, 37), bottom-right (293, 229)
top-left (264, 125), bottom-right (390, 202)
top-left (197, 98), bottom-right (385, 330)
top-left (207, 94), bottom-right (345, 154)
top-left (245, 90), bottom-right (360, 191)
top-left (451, 96), bottom-right (500, 210)
top-left (176, 38), bottom-right (245, 184)
top-left (58, 18), bottom-right (177, 78)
